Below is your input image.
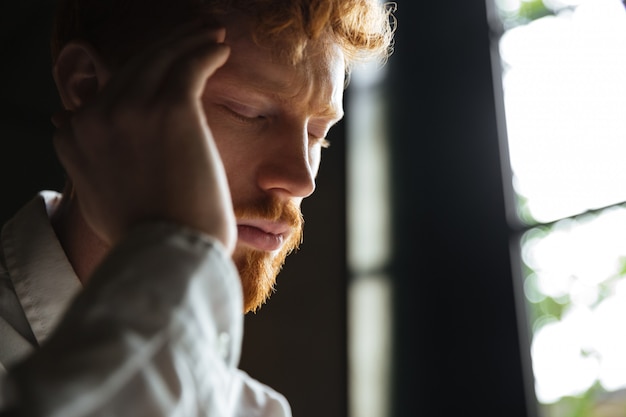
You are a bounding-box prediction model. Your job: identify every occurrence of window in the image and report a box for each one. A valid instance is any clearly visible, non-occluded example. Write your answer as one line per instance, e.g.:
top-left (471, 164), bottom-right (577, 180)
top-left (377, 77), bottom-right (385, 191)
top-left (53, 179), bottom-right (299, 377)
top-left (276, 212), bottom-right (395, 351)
top-left (493, 0), bottom-right (626, 415)
top-left (346, 61), bottom-right (393, 417)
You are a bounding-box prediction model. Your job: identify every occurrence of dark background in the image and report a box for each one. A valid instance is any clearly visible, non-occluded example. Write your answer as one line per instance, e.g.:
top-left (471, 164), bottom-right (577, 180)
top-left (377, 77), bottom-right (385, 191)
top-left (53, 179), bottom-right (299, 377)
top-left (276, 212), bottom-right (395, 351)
top-left (1, 1), bottom-right (537, 417)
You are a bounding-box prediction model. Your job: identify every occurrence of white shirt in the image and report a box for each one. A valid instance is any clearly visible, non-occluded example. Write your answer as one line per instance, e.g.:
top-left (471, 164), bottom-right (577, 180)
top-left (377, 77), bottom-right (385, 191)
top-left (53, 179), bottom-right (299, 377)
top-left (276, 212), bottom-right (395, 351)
top-left (0, 191), bottom-right (291, 417)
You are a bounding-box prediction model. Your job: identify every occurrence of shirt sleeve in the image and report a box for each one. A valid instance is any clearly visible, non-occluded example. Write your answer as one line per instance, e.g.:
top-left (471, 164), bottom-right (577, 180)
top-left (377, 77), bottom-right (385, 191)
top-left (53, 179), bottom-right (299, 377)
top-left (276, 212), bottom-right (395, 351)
top-left (0, 223), bottom-right (290, 417)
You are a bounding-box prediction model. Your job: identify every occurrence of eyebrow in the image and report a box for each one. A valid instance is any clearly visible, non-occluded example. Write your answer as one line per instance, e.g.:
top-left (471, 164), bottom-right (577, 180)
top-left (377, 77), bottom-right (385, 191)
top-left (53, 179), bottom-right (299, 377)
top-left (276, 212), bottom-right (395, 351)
top-left (214, 74), bottom-right (345, 122)
top-left (217, 65), bottom-right (297, 98)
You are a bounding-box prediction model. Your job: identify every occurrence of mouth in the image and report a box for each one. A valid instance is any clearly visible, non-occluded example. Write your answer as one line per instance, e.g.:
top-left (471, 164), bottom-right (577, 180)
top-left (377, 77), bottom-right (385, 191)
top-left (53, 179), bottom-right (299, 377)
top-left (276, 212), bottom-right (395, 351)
top-left (237, 220), bottom-right (290, 252)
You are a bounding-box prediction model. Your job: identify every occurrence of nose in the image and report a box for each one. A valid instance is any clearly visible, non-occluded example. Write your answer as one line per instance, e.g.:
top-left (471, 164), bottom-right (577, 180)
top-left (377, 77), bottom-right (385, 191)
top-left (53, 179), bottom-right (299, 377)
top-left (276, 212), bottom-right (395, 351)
top-left (256, 125), bottom-right (318, 198)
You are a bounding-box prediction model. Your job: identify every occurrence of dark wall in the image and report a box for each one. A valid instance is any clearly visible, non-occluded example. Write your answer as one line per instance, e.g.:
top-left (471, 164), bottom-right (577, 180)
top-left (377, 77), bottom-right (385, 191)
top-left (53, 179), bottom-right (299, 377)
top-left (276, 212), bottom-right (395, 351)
top-left (0, 2), bottom-right (65, 225)
top-left (386, 1), bottom-right (536, 416)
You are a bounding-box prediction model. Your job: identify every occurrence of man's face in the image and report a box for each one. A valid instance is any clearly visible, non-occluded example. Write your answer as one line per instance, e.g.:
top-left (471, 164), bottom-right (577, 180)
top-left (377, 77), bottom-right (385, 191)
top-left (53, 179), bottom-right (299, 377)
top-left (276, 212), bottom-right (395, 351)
top-left (202, 16), bottom-right (345, 313)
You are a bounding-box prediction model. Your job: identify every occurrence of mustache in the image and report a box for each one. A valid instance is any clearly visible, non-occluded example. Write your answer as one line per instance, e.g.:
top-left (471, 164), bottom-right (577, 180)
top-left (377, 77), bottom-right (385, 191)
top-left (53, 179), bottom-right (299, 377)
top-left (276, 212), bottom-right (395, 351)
top-left (234, 196), bottom-right (303, 230)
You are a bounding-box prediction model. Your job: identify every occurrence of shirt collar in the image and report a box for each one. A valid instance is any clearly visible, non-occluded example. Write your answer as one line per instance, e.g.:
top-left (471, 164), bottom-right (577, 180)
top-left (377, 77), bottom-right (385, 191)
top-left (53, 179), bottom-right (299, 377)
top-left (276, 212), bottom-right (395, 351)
top-left (1, 191), bottom-right (82, 346)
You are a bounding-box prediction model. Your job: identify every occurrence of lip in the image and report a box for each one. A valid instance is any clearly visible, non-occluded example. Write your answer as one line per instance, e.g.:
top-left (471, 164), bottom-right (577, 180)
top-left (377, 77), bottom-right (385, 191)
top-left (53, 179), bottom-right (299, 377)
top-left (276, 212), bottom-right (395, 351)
top-left (237, 220), bottom-right (290, 252)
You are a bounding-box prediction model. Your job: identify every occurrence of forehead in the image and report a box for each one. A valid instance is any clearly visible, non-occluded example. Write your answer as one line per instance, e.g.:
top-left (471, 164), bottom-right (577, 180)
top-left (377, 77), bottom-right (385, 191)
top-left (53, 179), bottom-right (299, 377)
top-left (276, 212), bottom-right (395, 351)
top-left (211, 14), bottom-right (346, 116)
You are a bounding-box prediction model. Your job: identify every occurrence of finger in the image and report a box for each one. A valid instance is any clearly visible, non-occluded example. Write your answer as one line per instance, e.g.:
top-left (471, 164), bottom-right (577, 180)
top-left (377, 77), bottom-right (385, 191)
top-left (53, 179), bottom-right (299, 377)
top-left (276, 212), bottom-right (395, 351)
top-left (135, 27), bottom-right (227, 98)
top-left (104, 24), bottom-right (226, 105)
top-left (158, 42), bottom-right (231, 103)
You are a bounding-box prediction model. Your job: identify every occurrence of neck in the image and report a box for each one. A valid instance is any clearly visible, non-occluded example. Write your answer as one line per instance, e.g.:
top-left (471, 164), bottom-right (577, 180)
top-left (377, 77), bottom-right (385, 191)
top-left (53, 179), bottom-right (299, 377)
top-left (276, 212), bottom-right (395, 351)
top-left (51, 184), bottom-right (111, 285)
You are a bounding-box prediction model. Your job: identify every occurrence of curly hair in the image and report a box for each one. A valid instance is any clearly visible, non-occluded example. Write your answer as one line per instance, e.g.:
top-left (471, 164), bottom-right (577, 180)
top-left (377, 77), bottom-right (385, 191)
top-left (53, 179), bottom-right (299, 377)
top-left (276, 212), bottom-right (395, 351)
top-left (51, 0), bottom-right (395, 73)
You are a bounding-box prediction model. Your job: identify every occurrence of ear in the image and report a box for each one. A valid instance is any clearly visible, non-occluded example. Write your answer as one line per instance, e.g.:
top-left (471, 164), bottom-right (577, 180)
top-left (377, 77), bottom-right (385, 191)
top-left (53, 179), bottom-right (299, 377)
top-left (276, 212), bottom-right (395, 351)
top-left (53, 42), bottom-right (110, 110)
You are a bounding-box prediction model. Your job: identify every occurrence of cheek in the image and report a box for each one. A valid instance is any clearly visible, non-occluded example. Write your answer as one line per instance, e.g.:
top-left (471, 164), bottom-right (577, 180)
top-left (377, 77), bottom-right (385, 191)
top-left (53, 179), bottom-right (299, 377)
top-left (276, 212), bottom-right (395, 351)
top-left (203, 105), bottom-right (248, 163)
top-left (203, 118), bottom-right (251, 189)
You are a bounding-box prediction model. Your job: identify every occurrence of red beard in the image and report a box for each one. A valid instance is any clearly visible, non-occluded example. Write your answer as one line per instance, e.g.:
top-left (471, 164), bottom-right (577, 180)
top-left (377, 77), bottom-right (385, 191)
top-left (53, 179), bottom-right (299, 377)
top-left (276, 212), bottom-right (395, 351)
top-left (233, 197), bottom-right (303, 313)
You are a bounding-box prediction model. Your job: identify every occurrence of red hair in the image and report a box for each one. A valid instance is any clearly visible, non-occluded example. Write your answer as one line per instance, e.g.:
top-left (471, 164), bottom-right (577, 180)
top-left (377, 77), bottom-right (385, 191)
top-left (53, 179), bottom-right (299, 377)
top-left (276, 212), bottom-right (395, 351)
top-left (51, 0), bottom-right (395, 72)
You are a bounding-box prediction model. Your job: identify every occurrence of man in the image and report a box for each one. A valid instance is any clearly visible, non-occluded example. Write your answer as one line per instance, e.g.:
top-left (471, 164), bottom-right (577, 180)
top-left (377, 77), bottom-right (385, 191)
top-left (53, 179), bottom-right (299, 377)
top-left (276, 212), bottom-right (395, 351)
top-left (0, 0), bottom-right (394, 415)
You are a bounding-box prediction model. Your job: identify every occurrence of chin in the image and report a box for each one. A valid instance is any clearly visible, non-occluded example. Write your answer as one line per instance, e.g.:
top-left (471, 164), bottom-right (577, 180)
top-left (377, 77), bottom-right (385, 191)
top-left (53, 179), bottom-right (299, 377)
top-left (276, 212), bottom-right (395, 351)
top-left (234, 244), bottom-right (293, 314)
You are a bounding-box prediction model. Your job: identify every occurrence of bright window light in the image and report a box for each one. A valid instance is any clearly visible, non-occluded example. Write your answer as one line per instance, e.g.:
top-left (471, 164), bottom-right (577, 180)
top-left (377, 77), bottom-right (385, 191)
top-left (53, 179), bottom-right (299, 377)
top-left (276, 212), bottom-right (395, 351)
top-left (500, 0), bottom-right (626, 224)
top-left (347, 62), bottom-right (393, 417)
top-left (495, 0), bottom-right (626, 415)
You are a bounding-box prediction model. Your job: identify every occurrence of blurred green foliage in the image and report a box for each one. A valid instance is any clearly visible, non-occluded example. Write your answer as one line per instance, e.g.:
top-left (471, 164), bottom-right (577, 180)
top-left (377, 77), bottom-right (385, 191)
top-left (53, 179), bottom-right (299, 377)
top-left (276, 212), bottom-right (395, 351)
top-left (498, 0), bottom-right (556, 29)
top-left (518, 0), bottom-right (554, 22)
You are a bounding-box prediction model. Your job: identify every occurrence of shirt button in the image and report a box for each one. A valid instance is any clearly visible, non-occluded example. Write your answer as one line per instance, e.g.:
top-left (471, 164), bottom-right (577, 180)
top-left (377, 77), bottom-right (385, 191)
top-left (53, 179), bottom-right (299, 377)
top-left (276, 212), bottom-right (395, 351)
top-left (218, 332), bottom-right (231, 360)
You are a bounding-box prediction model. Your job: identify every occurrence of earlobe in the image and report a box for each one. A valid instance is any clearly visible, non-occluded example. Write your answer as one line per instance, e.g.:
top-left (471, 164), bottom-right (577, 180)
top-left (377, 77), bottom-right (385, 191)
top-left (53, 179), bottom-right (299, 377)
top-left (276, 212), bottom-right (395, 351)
top-left (53, 42), bottom-right (110, 110)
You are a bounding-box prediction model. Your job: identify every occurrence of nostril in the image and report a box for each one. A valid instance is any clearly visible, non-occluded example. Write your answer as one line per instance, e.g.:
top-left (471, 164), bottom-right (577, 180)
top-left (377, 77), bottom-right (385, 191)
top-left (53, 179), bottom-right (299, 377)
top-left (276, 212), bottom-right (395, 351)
top-left (256, 163), bottom-right (316, 198)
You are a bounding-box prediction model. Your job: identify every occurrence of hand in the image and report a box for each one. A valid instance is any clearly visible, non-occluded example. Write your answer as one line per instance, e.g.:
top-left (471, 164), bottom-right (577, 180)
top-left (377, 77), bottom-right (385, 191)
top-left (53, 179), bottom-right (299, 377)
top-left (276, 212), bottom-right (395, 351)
top-left (52, 23), bottom-right (237, 253)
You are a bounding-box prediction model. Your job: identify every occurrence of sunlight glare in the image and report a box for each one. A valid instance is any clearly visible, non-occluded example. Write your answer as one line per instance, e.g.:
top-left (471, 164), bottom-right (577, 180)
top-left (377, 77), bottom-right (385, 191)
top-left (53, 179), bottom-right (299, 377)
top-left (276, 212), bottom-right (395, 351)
top-left (500, 0), bottom-right (626, 223)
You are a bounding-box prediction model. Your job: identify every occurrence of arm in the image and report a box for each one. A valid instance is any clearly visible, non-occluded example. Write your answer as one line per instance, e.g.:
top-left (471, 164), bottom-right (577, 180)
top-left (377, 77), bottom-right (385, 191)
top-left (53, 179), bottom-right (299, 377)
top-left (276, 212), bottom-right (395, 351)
top-left (5, 223), bottom-right (244, 417)
top-left (0, 224), bottom-right (290, 416)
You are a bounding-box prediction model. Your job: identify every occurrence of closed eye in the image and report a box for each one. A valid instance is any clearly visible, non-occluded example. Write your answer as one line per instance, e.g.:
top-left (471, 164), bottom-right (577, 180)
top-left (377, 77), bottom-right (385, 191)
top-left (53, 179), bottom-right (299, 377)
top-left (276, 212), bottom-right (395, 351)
top-left (309, 121), bottom-right (338, 149)
top-left (221, 102), bottom-right (266, 124)
top-left (320, 138), bottom-right (331, 148)
top-left (309, 133), bottom-right (331, 148)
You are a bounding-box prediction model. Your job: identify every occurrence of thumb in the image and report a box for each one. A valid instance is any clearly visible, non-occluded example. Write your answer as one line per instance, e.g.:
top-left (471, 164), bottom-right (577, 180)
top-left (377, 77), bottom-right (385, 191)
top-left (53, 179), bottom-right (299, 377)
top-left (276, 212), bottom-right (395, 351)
top-left (163, 42), bottom-right (231, 101)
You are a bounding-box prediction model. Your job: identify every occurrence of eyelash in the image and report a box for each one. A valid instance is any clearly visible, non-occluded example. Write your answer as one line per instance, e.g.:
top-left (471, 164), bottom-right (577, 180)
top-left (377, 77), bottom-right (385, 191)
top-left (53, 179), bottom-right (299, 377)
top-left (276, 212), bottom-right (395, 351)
top-left (222, 105), bottom-right (265, 124)
top-left (310, 134), bottom-right (331, 149)
top-left (222, 104), bottom-right (331, 148)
